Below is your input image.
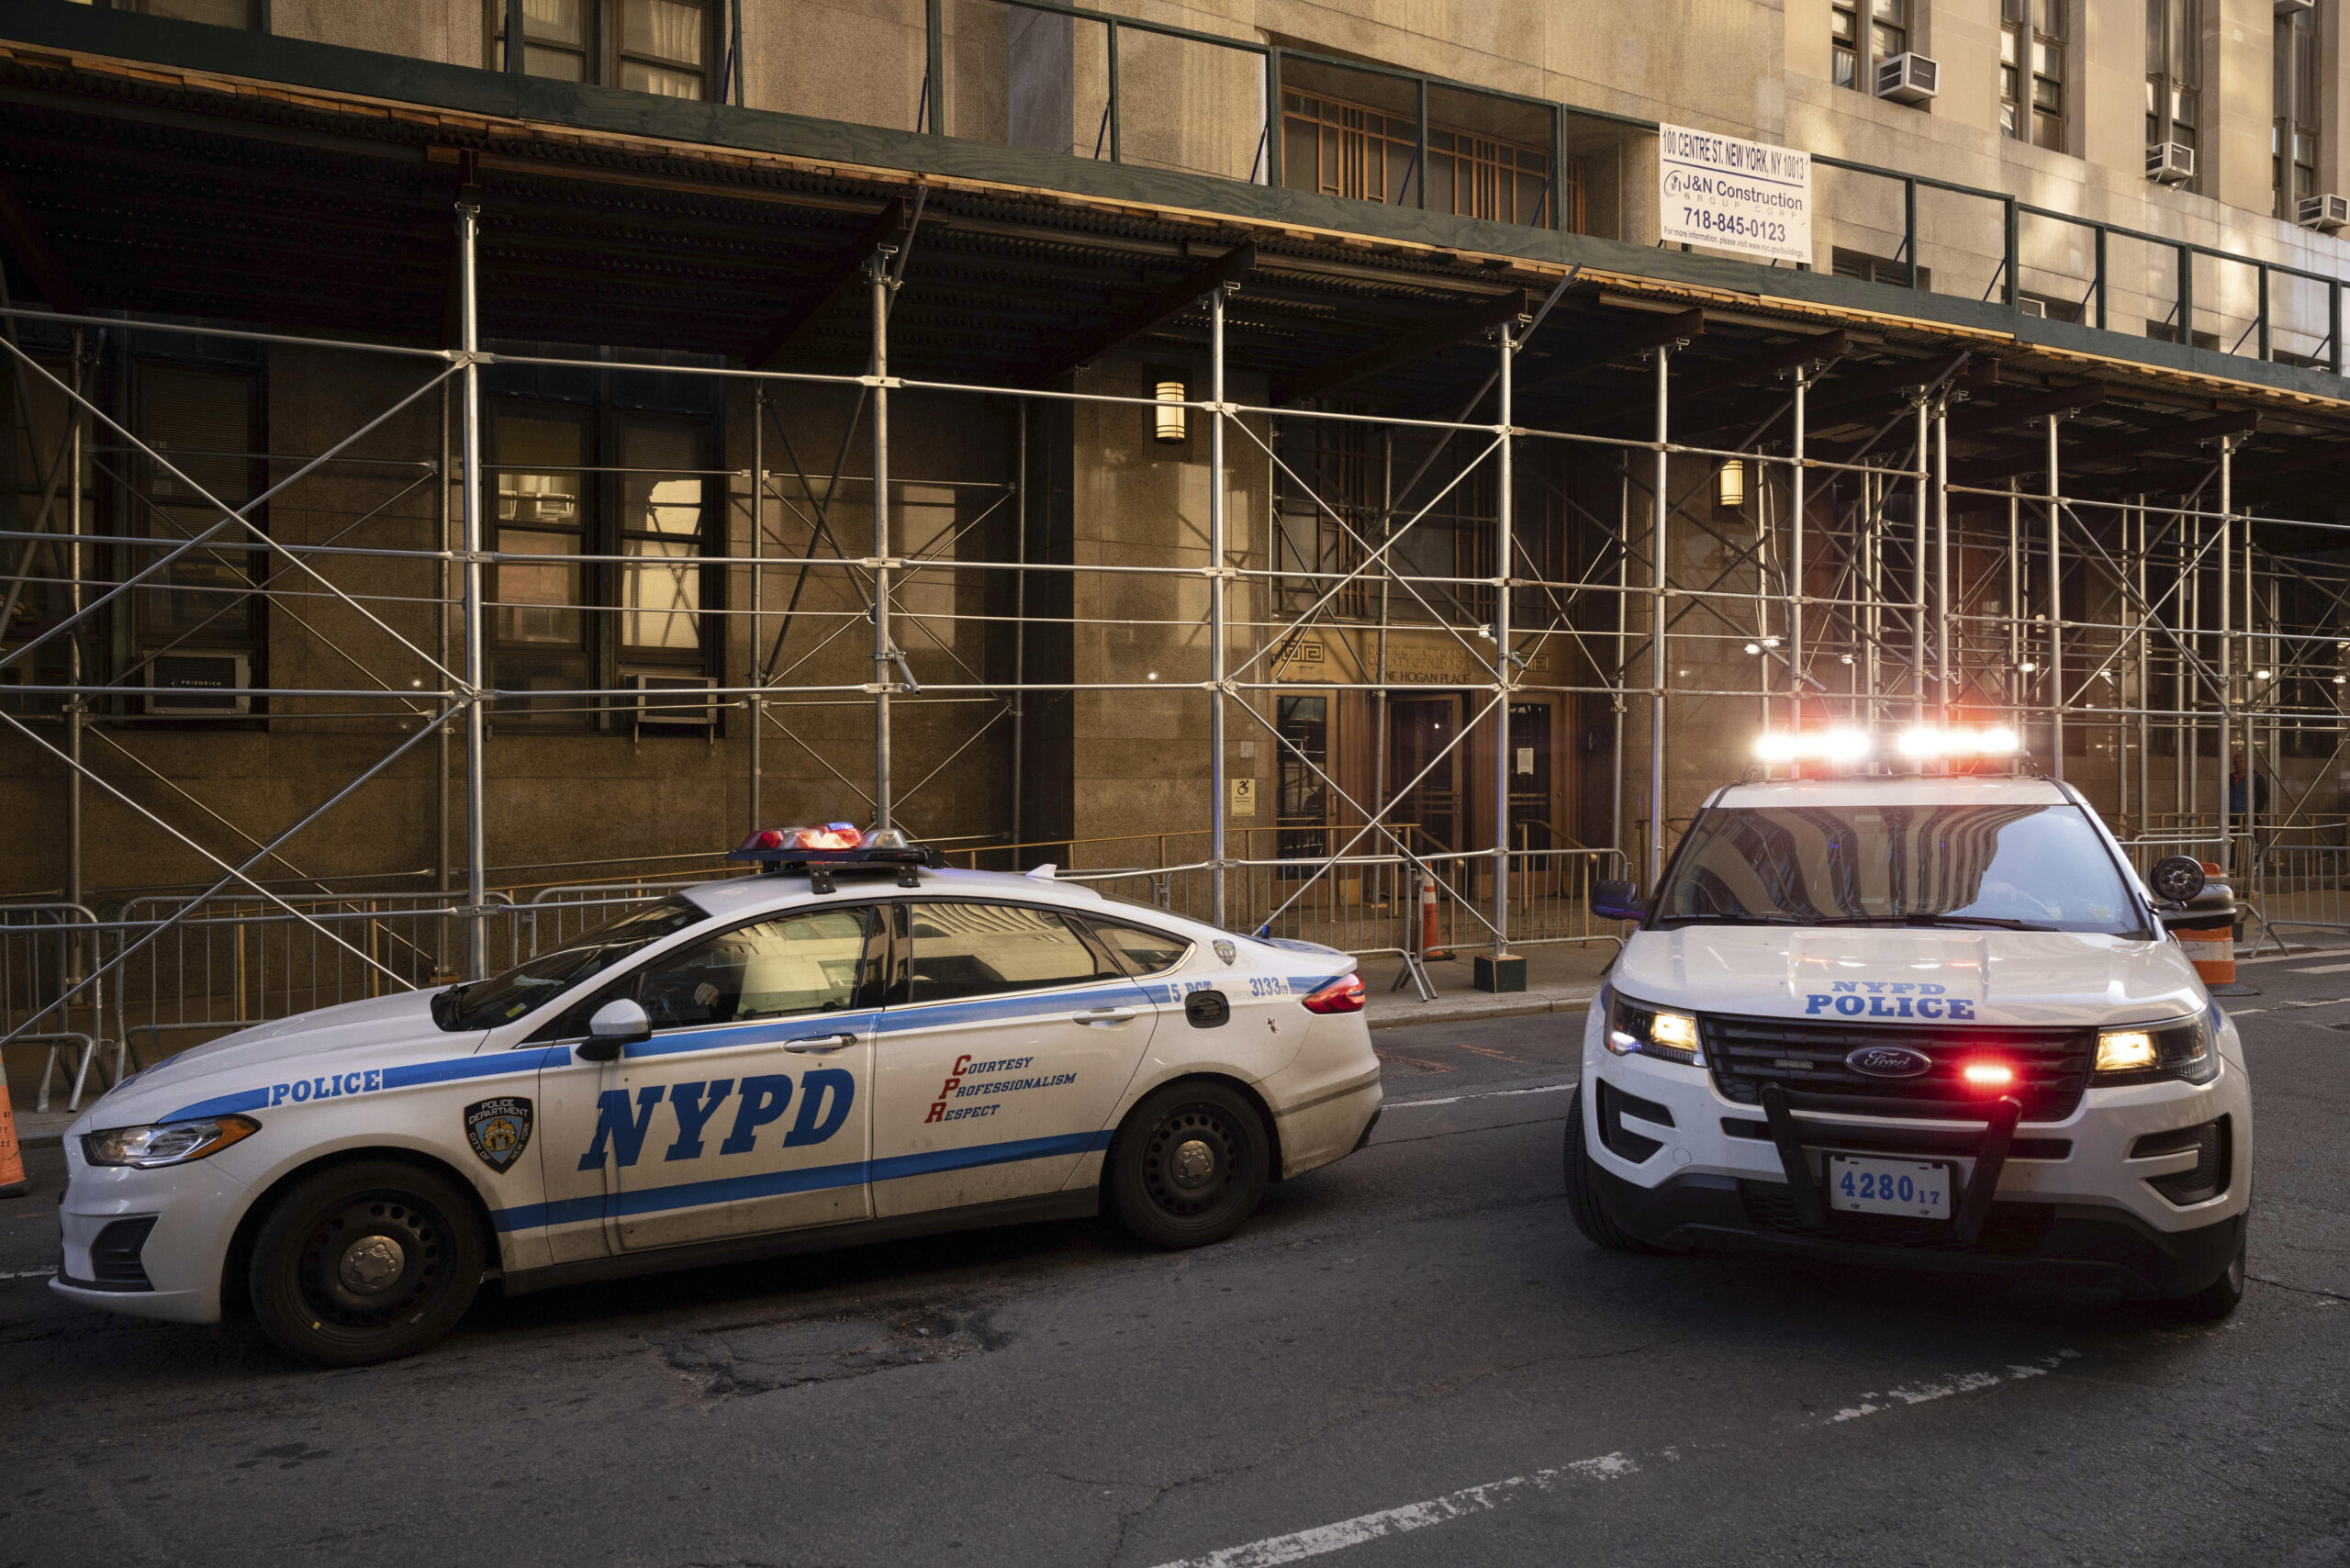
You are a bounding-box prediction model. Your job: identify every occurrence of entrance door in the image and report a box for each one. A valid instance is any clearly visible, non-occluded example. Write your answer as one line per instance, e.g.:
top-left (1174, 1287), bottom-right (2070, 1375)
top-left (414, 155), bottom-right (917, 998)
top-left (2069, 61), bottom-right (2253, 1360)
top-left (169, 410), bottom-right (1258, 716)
top-left (1508, 700), bottom-right (1556, 850)
top-left (1389, 695), bottom-right (1463, 855)
top-left (539, 904), bottom-right (883, 1255)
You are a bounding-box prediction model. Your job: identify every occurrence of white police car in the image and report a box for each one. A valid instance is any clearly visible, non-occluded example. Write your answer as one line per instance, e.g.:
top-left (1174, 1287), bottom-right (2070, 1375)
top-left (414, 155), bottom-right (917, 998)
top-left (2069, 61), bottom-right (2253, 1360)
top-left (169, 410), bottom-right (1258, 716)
top-left (1568, 729), bottom-right (2252, 1317)
top-left (53, 828), bottom-right (1381, 1363)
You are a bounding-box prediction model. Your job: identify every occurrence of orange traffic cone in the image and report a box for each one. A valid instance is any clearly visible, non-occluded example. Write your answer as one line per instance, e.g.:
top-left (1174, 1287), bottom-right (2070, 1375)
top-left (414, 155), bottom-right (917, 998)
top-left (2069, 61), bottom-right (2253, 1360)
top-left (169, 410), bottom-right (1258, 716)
top-left (0, 1075), bottom-right (27, 1199)
top-left (1419, 877), bottom-right (1452, 961)
top-left (2175, 860), bottom-right (2237, 989)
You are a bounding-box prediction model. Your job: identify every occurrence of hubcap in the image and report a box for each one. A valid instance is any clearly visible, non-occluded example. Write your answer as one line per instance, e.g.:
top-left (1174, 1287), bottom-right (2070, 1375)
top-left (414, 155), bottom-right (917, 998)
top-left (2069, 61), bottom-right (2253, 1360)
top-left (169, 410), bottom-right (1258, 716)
top-left (338, 1235), bottom-right (407, 1295)
top-left (1171, 1138), bottom-right (1217, 1188)
top-left (1141, 1105), bottom-right (1245, 1219)
top-left (297, 1194), bottom-right (445, 1328)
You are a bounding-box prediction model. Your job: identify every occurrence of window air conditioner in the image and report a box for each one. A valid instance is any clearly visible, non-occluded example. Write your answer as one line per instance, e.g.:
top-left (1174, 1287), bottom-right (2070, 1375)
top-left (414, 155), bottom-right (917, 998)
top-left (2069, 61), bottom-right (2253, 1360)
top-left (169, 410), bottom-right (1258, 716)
top-left (2147, 142), bottom-right (2195, 185)
top-left (2298, 193), bottom-right (2349, 232)
top-left (2016, 297), bottom-right (2048, 319)
top-left (1873, 53), bottom-right (1939, 106)
top-left (148, 651), bottom-right (251, 716)
top-left (624, 673), bottom-right (717, 734)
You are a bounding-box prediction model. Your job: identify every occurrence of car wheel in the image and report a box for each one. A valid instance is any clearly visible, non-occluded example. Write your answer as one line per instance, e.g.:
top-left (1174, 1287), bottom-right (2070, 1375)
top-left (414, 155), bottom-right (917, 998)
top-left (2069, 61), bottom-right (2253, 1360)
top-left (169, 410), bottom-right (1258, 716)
top-left (1107, 1081), bottom-right (1270, 1249)
top-left (247, 1159), bottom-right (485, 1366)
top-left (1563, 1086), bottom-right (1660, 1254)
top-left (2169, 1223), bottom-right (2246, 1323)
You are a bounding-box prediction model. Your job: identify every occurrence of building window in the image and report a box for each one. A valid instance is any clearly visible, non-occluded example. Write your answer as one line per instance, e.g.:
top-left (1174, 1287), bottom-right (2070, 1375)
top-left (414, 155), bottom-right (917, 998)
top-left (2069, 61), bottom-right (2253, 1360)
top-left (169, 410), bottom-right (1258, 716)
top-left (70, 0), bottom-right (262, 27)
top-left (2144, 0), bottom-right (2200, 181)
top-left (490, 0), bottom-right (713, 99)
top-left (2275, 1), bottom-right (2320, 218)
top-left (2004, 0), bottom-right (2065, 151)
top-left (489, 398), bottom-right (714, 729)
top-left (132, 361), bottom-right (264, 676)
top-left (1832, 246), bottom-right (1930, 290)
top-left (1836, 0), bottom-right (1911, 93)
top-left (1281, 90), bottom-right (1579, 230)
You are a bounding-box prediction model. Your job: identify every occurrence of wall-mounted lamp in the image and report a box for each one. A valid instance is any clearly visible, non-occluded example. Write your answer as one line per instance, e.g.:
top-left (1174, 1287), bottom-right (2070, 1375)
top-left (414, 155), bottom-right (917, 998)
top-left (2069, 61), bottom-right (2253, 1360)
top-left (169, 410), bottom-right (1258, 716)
top-left (1153, 379), bottom-right (1188, 443)
top-left (1717, 459), bottom-right (1746, 510)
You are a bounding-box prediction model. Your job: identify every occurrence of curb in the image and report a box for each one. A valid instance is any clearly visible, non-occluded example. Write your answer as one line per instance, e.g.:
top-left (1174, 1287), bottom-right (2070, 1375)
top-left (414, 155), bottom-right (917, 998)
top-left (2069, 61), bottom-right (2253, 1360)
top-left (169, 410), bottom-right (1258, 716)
top-left (1368, 990), bottom-right (1596, 1029)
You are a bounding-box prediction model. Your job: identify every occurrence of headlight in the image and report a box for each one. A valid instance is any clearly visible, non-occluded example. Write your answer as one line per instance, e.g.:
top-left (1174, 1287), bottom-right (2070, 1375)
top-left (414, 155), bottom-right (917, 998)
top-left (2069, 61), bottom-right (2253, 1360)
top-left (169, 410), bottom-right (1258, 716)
top-left (1606, 991), bottom-right (1704, 1066)
top-left (82, 1114), bottom-right (260, 1169)
top-left (2096, 1017), bottom-right (2217, 1086)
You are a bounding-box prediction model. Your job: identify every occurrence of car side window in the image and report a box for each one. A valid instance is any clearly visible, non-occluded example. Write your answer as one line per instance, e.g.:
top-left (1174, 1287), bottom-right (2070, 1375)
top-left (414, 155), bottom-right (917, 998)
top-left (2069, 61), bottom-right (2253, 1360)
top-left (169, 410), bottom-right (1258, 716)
top-left (528, 906), bottom-right (875, 1039)
top-left (904, 902), bottom-right (1119, 1004)
top-left (635, 907), bottom-right (876, 1028)
top-left (1086, 917), bottom-right (1192, 977)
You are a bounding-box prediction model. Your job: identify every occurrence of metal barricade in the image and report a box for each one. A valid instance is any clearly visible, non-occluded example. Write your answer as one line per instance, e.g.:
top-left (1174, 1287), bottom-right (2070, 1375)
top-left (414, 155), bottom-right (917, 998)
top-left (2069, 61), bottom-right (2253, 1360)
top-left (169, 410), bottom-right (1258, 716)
top-left (0, 902), bottom-right (122, 1112)
top-left (2254, 843), bottom-right (2350, 935)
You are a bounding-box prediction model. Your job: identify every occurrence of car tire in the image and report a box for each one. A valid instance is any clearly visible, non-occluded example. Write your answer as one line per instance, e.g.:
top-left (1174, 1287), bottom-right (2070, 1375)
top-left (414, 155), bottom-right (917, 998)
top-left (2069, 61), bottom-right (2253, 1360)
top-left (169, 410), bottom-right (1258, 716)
top-left (1563, 1087), bottom-right (1660, 1254)
top-left (1106, 1081), bottom-right (1270, 1249)
top-left (2169, 1223), bottom-right (2247, 1323)
top-left (247, 1159), bottom-right (485, 1366)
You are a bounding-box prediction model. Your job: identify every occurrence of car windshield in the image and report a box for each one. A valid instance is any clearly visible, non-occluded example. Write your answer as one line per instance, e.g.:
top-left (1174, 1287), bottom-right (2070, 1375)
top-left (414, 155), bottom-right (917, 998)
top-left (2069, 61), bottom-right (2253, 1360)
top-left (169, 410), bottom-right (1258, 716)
top-left (437, 896), bottom-right (707, 1031)
top-left (1652, 802), bottom-right (2146, 935)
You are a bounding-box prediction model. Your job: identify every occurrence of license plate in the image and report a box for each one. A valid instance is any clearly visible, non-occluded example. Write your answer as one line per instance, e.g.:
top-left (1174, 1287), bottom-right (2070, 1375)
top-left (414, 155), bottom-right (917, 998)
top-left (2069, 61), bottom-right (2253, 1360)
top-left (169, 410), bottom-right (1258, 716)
top-left (1827, 1156), bottom-right (1953, 1220)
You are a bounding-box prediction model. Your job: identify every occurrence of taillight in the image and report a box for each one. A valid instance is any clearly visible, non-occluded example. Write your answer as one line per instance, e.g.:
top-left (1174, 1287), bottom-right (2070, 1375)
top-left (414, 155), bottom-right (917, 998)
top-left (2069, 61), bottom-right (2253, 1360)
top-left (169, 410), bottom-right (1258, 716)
top-left (1301, 973), bottom-right (1365, 1014)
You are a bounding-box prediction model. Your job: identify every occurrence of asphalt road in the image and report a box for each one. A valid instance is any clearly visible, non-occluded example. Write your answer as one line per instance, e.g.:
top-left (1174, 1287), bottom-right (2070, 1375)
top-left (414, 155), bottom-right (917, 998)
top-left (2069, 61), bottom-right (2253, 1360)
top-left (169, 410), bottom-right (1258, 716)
top-left (1, 969), bottom-right (2345, 1568)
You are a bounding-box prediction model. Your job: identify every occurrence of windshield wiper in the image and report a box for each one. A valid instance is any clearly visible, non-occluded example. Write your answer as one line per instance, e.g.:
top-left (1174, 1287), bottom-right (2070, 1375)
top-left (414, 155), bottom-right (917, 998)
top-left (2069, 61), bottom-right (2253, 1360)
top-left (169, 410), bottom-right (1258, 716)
top-left (1810, 913), bottom-right (2059, 932)
top-left (1653, 912), bottom-right (1807, 926)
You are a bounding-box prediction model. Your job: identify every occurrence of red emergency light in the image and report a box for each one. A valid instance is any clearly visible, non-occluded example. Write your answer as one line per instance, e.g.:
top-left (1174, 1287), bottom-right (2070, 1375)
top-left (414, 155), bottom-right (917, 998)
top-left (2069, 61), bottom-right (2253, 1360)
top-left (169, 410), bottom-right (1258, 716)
top-left (726, 823), bottom-right (934, 891)
top-left (1959, 1059), bottom-right (2016, 1091)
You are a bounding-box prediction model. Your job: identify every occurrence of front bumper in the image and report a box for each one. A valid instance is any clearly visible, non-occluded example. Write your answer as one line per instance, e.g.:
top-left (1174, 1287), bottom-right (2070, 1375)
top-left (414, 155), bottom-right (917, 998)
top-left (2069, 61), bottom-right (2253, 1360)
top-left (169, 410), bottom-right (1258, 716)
top-left (1580, 1009), bottom-right (2252, 1298)
top-left (48, 1141), bottom-right (247, 1324)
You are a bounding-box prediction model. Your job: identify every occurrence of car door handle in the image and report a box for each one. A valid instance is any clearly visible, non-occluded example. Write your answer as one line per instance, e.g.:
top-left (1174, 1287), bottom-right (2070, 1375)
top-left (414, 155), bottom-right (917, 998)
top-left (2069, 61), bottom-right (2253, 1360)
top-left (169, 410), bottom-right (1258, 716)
top-left (784, 1033), bottom-right (860, 1053)
top-left (1076, 1007), bottom-right (1138, 1025)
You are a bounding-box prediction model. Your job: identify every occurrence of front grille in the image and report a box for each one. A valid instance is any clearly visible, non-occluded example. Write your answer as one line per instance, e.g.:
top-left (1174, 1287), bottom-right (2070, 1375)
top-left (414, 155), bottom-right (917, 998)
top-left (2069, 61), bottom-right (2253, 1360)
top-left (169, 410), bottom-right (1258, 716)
top-left (1704, 1013), bottom-right (2093, 1122)
top-left (1740, 1182), bottom-right (2053, 1257)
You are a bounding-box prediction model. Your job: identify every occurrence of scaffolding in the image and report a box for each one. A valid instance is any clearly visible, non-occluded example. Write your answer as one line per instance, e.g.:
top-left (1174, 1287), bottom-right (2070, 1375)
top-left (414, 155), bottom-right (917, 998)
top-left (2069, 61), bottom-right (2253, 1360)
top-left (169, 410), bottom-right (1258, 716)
top-left (6, 54), bottom-right (2350, 1107)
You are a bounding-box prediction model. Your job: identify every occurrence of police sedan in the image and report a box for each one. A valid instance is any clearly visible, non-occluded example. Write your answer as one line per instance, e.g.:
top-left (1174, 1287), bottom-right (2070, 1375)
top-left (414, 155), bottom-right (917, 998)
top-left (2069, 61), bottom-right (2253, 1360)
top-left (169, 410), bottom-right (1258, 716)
top-left (52, 830), bottom-right (1382, 1364)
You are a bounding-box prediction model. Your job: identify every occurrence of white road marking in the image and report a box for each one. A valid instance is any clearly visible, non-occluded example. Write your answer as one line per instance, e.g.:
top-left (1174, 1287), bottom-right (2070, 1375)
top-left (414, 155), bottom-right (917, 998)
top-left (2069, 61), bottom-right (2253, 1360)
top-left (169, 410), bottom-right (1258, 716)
top-left (1147, 1452), bottom-right (1652, 1568)
top-left (0, 1268), bottom-right (58, 1281)
top-left (1826, 1350), bottom-right (2078, 1422)
top-left (2288, 962), bottom-right (2350, 975)
top-left (1384, 1081), bottom-right (1577, 1110)
top-left (2236, 948), bottom-right (2350, 967)
top-left (1149, 1352), bottom-right (2077, 1568)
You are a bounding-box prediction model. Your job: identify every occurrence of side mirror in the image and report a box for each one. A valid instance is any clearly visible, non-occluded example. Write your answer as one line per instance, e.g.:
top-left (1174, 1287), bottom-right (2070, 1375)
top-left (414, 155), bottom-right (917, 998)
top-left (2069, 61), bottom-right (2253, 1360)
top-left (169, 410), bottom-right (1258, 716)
top-left (1591, 879), bottom-right (1647, 923)
top-left (2148, 856), bottom-right (2207, 905)
top-left (575, 998), bottom-right (652, 1062)
top-left (1184, 990), bottom-right (1231, 1029)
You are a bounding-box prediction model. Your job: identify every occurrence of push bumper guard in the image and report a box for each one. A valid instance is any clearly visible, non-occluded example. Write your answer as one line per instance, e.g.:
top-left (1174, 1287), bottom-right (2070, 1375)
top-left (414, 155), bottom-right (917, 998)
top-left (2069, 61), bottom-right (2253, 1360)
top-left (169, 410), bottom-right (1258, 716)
top-left (1758, 1082), bottom-right (2021, 1243)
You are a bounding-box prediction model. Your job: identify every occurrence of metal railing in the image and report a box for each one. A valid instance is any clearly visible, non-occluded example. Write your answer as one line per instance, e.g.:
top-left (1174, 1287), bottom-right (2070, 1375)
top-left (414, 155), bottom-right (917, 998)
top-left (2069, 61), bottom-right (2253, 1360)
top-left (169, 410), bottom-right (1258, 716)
top-left (876, 1), bottom-right (2348, 375)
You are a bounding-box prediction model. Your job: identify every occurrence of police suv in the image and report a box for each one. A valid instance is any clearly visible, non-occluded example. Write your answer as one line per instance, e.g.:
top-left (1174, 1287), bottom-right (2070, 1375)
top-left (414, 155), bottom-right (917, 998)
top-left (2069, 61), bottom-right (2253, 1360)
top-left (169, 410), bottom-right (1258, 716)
top-left (52, 828), bottom-right (1382, 1363)
top-left (1568, 729), bottom-right (2251, 1317)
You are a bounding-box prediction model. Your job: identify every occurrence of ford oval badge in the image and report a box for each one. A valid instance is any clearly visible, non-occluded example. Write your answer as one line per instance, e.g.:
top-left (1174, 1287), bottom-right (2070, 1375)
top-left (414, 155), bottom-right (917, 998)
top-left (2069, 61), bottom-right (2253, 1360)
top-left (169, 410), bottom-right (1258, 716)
top-left (1846, 1045), bottom-right (1932, 1078)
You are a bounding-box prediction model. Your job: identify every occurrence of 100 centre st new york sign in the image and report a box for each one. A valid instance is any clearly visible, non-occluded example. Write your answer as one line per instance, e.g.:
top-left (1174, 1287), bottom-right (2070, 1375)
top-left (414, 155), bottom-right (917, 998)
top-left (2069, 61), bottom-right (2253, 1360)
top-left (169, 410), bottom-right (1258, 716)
top-left (1658, 123), bottom-right (1813, 266)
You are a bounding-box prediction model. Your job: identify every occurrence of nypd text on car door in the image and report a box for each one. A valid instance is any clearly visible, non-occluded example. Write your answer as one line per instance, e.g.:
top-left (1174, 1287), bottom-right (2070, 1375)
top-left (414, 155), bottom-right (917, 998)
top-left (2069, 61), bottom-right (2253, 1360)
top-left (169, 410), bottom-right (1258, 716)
top-left (529, 906), bottom-right (881, 1256)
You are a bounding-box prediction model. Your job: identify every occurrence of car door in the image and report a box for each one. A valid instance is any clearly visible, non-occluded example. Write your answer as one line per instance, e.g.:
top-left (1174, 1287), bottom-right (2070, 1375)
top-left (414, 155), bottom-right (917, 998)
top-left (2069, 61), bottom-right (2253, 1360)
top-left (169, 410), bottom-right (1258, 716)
top-left (868, 900), bottom-right (1158, 1217)
top-left (536, 903), bottom-right (885, 1254)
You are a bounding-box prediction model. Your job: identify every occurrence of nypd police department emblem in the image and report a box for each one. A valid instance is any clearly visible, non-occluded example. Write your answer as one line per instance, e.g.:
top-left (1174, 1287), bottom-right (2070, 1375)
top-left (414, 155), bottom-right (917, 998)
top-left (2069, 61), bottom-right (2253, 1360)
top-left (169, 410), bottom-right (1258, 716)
top-left (464, 1096), bottom-right (533, 1174)
top-left (1214, 940), bottom-right (1237, 966)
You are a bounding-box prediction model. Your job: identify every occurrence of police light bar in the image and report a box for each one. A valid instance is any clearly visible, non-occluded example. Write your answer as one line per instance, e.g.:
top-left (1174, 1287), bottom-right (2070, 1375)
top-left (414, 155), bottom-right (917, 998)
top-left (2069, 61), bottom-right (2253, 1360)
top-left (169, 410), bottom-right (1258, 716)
top-left (1752, 727), bottom-right (1873, 765)
top-left (726, 823), bottom-right (935, 891)
top-left (1895, 725), bottom-right (2020, 759)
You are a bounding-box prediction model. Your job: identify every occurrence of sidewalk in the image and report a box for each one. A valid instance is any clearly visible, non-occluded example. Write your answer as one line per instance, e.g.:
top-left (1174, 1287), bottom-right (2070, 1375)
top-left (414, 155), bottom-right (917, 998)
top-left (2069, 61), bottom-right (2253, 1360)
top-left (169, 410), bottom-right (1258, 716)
top-left (1359, 940), bottom-right (1617, 1030)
